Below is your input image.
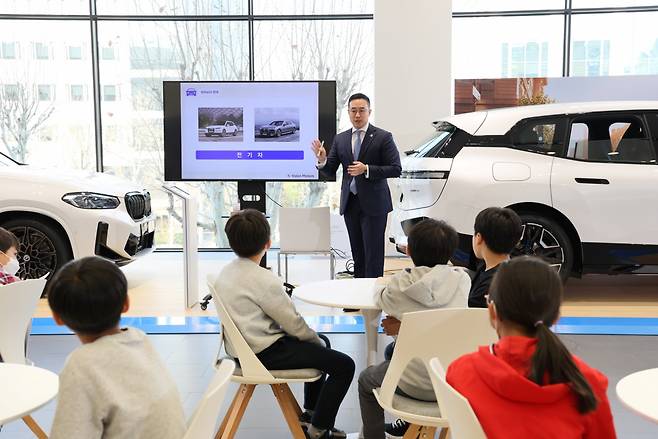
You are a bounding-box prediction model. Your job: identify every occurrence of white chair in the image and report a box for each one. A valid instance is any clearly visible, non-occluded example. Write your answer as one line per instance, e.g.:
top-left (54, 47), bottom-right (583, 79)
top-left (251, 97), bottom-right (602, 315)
top-left (277, 207), bottom-right (335, 282)
top-left (372, 308), bottom-right (498, 439)
top-left (207, 281), bottom-right (322, 439)
top-left (428, 358), bottom-right (487, 439)
top-left (0, 278), bottom-right (46, 364)
top-left (0, 278), bottom-right (48, 438)
top-left (183, 359), bottom-right (236, 439)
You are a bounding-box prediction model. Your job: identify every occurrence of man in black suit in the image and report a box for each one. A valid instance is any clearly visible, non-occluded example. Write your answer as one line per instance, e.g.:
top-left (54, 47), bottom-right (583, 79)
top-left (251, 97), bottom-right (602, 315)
top-left (312, 93), bottom-right (401, 279)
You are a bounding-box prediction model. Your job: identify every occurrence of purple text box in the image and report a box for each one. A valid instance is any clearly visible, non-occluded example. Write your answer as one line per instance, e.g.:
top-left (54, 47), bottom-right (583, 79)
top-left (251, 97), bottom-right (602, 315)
top-left (196, 150), bottom-right (305, 160)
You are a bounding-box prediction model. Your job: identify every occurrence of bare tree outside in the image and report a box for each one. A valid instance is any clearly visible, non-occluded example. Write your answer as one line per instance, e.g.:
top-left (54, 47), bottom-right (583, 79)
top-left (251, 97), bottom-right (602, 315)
top-left (0, 82), bottom-right (55, 162)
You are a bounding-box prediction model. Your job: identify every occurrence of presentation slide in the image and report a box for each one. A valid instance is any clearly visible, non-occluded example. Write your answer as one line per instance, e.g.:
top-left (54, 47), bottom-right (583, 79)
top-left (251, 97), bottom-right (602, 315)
top-left (179, 82), bottom-right (319, 180)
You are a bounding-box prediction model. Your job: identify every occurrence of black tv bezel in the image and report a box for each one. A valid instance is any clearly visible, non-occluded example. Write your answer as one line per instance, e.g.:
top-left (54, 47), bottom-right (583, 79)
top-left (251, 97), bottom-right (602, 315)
top-left (163, 80), bottom-right (337, 182)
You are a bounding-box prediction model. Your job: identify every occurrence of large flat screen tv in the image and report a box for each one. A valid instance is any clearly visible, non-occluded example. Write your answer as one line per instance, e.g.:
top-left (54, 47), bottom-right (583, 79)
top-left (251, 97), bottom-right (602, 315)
top-left (163, 80), bottom-right (336, 181)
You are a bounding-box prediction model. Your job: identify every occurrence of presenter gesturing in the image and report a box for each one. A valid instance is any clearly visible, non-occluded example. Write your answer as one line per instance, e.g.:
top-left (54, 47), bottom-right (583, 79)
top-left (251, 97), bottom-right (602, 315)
top-left (312, 93), bottom-right (401, 280)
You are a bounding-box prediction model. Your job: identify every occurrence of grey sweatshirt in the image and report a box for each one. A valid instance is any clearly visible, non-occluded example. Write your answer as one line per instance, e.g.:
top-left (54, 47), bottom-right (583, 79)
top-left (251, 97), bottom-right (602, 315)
top-left (214, 257), bottom-right (322, 356)
top-left (374, 265), bottom-right (471, 400)
top-left (50, 328), bottom-right (185, 439)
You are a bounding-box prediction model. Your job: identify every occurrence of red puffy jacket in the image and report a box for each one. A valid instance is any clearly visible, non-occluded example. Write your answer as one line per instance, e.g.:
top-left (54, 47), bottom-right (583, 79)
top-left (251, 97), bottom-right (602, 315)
top-left (446, 336), bottom-right (616, 439)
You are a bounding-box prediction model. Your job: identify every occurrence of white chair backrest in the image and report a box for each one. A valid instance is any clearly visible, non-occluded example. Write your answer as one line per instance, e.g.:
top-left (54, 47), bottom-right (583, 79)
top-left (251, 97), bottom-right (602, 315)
top-left (0, 278), bottom-right (46, 364)
top-left (279, 207), bottom-right (331, 252)
top-left (207, 281), bottom-right (274, 380)
top-left (183, 359), bottom-right (236, 439)
top-left (379, 308), bottom-right (498, 406)
top-left (428, 358), bottom-right (487, 439)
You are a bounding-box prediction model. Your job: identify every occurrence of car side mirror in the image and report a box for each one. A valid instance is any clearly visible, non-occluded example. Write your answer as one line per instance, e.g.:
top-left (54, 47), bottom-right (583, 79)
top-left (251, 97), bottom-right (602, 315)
top-left (404, 149), bottom-right (417, 156)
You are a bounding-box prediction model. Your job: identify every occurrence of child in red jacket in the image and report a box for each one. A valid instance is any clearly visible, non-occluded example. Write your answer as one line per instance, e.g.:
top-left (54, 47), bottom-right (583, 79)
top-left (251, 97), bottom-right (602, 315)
top-left (447, 256), bottom-right (616, 439)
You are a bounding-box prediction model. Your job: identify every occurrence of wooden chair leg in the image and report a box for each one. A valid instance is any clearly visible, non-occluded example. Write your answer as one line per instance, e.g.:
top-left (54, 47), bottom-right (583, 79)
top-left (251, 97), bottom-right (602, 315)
top-left (421, 426), bottom-right (437, 438)
top-left (215, 384), bottom-right (241, 436)
top-left (271, 384), bottom-right (307, 439)
top-left (279, 381), bottom-right (303, 418)
top-left (403, 423), bottom-right (422, 439)
top-left (22, 415), bottom-right (48, 439)
top-left (215, 383), bottom-right (255, 439)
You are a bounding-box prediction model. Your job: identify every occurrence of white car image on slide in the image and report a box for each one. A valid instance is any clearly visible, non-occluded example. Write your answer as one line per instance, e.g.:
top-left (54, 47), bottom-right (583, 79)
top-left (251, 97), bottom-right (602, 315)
top-left (205, 121), bottom-right (239, 137)
top-left (390, 101), bottom-right (658, 279)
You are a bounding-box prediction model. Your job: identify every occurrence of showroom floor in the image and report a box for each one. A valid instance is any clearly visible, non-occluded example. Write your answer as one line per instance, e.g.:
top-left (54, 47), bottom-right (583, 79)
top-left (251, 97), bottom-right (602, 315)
top-left (1, 333), bottom-right (657, 438)
top-left (33, 252), bottom-right (658, 319)
top-left (17, 252), bottom-right (658, 438)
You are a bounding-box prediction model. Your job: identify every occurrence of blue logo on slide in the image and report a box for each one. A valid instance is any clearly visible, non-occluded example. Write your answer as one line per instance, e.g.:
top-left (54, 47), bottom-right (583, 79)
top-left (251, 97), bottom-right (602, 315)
top-left (185, 88), bottom-right (197, 96)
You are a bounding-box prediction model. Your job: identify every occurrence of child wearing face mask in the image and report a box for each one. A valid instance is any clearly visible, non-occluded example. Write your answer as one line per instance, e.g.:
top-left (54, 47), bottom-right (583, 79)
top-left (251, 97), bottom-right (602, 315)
top-left (0, 227), bottom-right (20, 285)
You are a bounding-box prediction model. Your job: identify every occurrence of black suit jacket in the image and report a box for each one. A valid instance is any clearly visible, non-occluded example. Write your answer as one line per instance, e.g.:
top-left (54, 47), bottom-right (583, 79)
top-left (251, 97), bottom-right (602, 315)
top-left (321, 124), bottom-right (402, 216)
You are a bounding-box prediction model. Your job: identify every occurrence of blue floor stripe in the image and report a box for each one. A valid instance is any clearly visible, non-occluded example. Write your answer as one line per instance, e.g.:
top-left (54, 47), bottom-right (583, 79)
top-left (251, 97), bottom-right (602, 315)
top-left (30, 316), bottom-right (658, 336)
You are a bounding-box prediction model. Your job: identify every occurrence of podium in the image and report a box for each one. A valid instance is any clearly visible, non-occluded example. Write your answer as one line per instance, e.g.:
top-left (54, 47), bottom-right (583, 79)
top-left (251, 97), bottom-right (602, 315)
top-left (162, 184), bottom-right (199, 308)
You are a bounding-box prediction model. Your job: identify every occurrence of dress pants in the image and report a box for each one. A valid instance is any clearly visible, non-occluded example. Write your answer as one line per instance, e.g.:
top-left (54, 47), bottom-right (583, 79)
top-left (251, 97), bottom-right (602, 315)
top-left (344, 193), bottom-right (387, 278)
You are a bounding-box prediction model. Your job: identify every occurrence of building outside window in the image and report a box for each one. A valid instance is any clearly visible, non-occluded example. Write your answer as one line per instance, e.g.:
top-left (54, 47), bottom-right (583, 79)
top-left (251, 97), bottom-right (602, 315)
top-left (571, 40), bottom-right (610, 76)
top-left (34, 42), bottom-right (50, 59)
top-left (38, 84), bottom-right (54, 101)
top-left (69, 84), bottom-right (84, 101)
top-left (3, 84), bottom-right (19, 100)
top-left (67, 45), bottom-right (83, 60)
top-left (502, 41), bottom-right (549, 77)
top-left (1, 42), bottom-right (17, 59)
top-left (101, 46), bottom-right (115, 60)
top-left (103, 84), bottom-right (117, 101)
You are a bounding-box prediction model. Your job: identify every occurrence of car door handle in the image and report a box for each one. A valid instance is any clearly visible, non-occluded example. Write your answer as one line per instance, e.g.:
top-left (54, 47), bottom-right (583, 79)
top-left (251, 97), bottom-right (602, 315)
top-left (575, 178), bottom-right (610, 185)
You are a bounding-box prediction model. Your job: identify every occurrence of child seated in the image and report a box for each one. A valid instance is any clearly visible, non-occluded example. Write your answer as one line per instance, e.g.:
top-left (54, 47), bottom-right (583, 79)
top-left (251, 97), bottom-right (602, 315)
top-left (447, 257), bottom-right (616, 438)
top-left (468, 207), bottom-right (522, 308)
top-left (0, 227), bottom-right (20, 285)
top-left (48, 256), bottom-right (185, 439)
top-left (359, 219), bottom-right (471, 439)
top-left (215, 209), bottom-right (355, 439)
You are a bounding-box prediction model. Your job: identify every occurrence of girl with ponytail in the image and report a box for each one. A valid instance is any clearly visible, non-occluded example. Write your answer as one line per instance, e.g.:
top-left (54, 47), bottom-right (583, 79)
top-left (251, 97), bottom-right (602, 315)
top-left (446, 256), bottom-right (616, 438)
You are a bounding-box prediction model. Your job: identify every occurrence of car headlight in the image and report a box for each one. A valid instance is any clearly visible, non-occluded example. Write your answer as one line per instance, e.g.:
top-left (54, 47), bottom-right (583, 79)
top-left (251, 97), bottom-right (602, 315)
top-left (62, 192), bottom-right (120, 209)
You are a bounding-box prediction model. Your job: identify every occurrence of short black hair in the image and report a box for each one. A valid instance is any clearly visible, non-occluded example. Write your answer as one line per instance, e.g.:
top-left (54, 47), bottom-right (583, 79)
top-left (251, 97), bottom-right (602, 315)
top-left (348, 93), bottom-right (370, 107)
top-left (407, 219), bottom-right (458, 267)
top-left (0, 227), bottom-right (19, 253)
top-left (46, 256), bottom-right (127, 335)
top-left (474, 207), bottom-right (523, 254)
top-left (224, 209), bottom-right (270, 258)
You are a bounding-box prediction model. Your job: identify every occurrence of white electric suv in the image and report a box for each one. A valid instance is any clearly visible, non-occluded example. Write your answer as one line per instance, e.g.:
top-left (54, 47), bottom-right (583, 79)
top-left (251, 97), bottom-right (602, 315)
top-left (390, 101), bottom-right (658, 279)
top-left (0, 153), bottom-right (155, 280)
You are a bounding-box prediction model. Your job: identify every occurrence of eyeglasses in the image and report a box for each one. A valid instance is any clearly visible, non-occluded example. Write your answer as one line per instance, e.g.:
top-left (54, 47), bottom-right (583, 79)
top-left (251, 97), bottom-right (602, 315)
top-left (349, 108), bottom-right (369, 114)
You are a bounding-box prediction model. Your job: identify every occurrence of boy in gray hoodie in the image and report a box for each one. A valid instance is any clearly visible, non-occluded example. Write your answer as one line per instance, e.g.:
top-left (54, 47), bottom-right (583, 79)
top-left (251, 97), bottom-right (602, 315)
top-left (358, 219), bottom-right (471, 439)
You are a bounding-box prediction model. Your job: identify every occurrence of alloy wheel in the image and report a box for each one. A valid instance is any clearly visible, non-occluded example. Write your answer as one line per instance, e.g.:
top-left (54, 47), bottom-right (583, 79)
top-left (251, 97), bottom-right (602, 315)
top-left (9, 225), bottom-right (57, 279)
top-left (512, 222), bottom-right (565, 271)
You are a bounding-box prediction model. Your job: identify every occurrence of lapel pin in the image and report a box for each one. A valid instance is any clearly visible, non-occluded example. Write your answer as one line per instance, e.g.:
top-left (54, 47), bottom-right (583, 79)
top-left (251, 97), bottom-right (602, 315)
top-left (369, 134), bottom-right (374, 137)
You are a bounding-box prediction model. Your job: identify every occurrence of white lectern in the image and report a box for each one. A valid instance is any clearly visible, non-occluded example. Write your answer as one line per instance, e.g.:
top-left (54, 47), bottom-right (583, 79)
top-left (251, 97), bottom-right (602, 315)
top-left (162, 184), bottom-right (199, 308)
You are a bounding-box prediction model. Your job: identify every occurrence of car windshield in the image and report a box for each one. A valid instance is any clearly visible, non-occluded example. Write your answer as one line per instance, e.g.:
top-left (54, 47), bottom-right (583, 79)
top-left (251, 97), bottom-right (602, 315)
top-left (412, 123), bottom-right (457, 158)
top-left (270, 121), bottom-right (284, 126)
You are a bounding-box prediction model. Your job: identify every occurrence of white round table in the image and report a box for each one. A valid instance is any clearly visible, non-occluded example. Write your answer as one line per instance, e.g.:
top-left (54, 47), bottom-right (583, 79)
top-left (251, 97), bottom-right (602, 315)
top-left (294, 278), bottom-right (382, 366)
top-left (616, 368), bottom-right (658, 423)
top-left (0, 363), bottom-right (59, 425)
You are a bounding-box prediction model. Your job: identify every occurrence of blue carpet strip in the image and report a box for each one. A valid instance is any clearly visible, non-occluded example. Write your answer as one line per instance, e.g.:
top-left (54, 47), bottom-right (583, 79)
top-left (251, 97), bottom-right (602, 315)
top-left (30, 316), bottom-right (658, 336)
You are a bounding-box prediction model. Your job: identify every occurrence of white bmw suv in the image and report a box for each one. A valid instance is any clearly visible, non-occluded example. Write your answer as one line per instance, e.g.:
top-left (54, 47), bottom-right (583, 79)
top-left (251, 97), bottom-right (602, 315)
top-left (390, 101), bottom-right (658, 279)
top-left (0, 153), bottom-right (155, 280)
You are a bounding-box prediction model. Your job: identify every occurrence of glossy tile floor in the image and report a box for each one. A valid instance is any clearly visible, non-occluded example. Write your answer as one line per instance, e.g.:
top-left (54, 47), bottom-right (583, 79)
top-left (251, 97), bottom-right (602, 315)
top-left (1, 333), bottom-right (657, 438)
